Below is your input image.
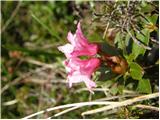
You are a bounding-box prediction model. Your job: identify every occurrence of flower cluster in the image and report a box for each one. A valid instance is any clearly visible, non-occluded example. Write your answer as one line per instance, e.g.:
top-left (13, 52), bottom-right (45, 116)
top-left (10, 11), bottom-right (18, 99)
top-left (58, 22), bottom-right (100, 93)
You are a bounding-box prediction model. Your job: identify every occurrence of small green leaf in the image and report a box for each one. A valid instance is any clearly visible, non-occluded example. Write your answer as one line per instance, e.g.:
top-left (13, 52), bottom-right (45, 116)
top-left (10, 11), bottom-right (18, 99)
top-left (147, 14), bottom-right (158, 24)
top-left (114, 32), bottom-right (122, 49)
top-left (132, 44), bottom-right (145, 60)
top-left (129, 62), bottom-right (144, 80)
top-left (100, 80), bottom-right (113, 88)
top-left (117, 85), bottom-right (124, 94)
top-left (136, 29), bottom-right (150, 45)
top-left (110, 86), bottom-right (118, 95)
top-left (132, 29), bottom-right (150, 59)
top-left (125, 33), bottom-right (131, 46)
top-left (140, 3), bottom-right (155, 13)
top-left (137, 79), bottom-right (152, 93)
top-left (125, 53), bottom-right (136, 62)
top-left (141, 0), bottom-right (147, 7)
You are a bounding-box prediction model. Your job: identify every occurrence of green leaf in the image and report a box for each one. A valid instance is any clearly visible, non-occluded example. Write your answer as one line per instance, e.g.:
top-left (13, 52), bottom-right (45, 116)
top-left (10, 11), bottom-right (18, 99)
top-left (117, 85), bottom-right (124, 94)
top-left (114, 32), bottom-right (123, 49)
top-left (125, 53), bottom-right (136, 62)
top-left (132, 44), bottom-right (145, 60)
top-left (132, 29), bottom-right (150, 59)
top-left (147, 14), bottom-right (158, 24)
top-left (129, 62), bottom-right (144, 80)
top-left (137, 79), bottom-right (152, 93)
top-left (100, 80), bottom-right (113, 88)
top-left (136, 29), bottom-right (150, 44)
top-left (141, 0), bottom-right (147, 7)
top-left (110, 86), bottom-right (118, 95)
top-left (140, 3), bottom-right (155, 13)
top-left (125, 33), bottom-right (131, 46)
top-left (142, 14), bottom-right (158, 26)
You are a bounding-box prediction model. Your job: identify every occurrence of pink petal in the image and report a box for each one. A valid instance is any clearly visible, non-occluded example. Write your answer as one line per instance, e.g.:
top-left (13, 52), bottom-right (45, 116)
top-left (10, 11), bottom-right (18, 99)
top-left (76, 22), bottom-right (88, 43)
top-left (67, 71), bottom-right (85, 87)
top-left (58, 22), bottom-right (98, 58)
top-left (82, 58), bottom-right (100, 75)
top-left (83, 78), bottom-right (96, 93)
top-left (67, 71), bottom-right (96, 93)
top-left (65, 58), bottom-right (100, 93)
top-left (71, 43), bottom-right (98, 57)
top-left (58, 43), bottom-right (74, 58)
top-left (67, 31), bottom-right (76, 47)
top-left (63, 60), bottom-right (72, 73)
top-left (67, 58), bottom-right (100, 75)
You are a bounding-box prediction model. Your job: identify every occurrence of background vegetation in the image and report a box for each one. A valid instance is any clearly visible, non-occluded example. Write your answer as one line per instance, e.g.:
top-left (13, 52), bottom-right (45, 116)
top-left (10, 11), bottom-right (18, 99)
top-left (1, 1), bottom-right (159, 119)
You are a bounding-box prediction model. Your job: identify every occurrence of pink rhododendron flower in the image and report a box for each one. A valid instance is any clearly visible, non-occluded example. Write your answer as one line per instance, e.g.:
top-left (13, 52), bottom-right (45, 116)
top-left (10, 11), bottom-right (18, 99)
top-left (58, 22), bottom-right (98, 58)
top-left (64, 58), bottom-right (100, 93)
top-left (58, 22), bottom-right (100, 93)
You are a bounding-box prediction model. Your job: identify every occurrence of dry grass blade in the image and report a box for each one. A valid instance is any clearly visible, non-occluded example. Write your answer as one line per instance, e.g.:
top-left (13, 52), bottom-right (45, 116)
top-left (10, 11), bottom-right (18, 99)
top-left (54, 106), bottom-right (81, 117)
top-left (2, 99), bottom-right (18, 106)
top-left (1, 1), bottom-right (22, 33)
top-left (134, 104), bottom-right (159, 111)
top-left (94, 94), bottom-right (140, 101)
top-left (150, 38), bottom-right (159, 44)
top-left (22, 101), bottom-right (116, 119)
top-left (49, 94), bottom-right (139, 118)
top-left (22, 58), bottom-right (57, 69)
top-left (76, 88), bottom-right (137, 94)
top-left (81, 92), bottom-right (159, 116)
top-left (103, 22), bottom-right (110, 39)
top-left (76, 88), bottom-right (109, 93)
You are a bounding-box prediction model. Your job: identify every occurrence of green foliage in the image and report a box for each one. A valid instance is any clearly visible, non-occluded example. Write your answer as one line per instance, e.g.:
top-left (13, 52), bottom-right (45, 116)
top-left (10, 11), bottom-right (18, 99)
top-left (132, 29), bottom-right (150, 60)
top-left (148, 14), bottom-right (158, 25)
top-left (129, 62), bottom-right (144, 80)
top-left (137, 79), bottom-right (152, 93)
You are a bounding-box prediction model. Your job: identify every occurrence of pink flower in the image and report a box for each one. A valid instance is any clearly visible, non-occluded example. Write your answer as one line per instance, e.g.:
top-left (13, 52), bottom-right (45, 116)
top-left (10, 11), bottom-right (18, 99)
top-left (64, 58), bottom-right (100, 93)
top-left (58, 22), bottom-right (100, 93)
top-left (58, 22), bottom-right (98, 58)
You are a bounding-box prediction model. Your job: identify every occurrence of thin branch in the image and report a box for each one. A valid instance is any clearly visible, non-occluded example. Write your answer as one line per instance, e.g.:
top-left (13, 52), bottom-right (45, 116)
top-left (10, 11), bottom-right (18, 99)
top-left (22, 101), bottom-right (116, 119)
top-left (134, 104), bottom-right (159, 111)
top-left (76, 88), bottom-right (109, 93)
top-left (21, 58), bottom-right (57, 69)
top-left (103, 22), bottom-right (110, 39)
top-left (150, 37), bottom-right (159, 44)
top-left (2, 99), bottom-right (18, 106)
top-left (52, 94), bottom-right (140, 118)
top-left (81, 92), bottom-right (159, 116)
top-left (23, 78), bottom-right (66, 85)
top-left (94, 94), bottom-right (140, 102)
top-left (54, 106), bottom-right (80, 117)
top-left (76, 87), bottom-right (137, 95)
